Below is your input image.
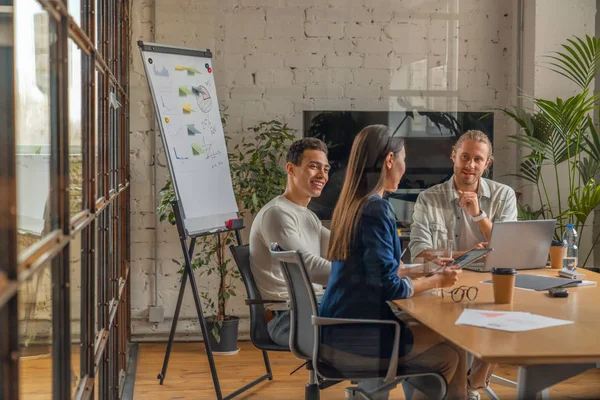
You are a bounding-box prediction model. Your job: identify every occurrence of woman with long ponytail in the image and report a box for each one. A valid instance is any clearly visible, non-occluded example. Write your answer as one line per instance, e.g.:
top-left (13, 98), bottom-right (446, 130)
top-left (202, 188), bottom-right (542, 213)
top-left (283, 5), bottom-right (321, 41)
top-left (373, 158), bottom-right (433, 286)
top-left (320, 125), bottom-right (468, 399)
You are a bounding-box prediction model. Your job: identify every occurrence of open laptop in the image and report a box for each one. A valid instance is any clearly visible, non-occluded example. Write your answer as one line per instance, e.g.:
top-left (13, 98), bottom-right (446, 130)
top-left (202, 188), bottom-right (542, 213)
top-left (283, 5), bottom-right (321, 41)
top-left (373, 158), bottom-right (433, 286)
top-left (464, 219), bottom-right (557, 272)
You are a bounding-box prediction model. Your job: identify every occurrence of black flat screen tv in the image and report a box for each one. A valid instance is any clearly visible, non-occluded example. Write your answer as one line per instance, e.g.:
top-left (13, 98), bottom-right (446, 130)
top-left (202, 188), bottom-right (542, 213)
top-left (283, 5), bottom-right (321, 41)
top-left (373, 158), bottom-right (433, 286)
top-left (302, 111), bottom-right (494, 225)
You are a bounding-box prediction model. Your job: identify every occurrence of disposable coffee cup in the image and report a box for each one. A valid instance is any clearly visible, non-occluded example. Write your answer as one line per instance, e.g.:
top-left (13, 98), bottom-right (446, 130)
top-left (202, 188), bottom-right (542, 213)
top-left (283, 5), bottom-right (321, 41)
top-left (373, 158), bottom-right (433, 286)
top-left (549, 240), bottom-right (564, 269)
top-left (491, 268), bottom-right (517, 304)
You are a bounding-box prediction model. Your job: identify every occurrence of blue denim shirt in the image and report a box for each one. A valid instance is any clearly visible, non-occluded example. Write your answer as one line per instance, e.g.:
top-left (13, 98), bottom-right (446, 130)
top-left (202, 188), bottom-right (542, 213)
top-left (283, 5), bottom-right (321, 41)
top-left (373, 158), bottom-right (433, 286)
top-left (319, 195), bottom-right (414, 359)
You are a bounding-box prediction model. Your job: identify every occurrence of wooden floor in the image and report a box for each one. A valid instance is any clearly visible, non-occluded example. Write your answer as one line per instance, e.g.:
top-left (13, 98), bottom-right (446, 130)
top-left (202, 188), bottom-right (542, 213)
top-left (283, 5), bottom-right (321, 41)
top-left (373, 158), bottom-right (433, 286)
top-left (19, 345), bottom-right (82, 399)
top-left (134, 342), bottom-right (600, 399)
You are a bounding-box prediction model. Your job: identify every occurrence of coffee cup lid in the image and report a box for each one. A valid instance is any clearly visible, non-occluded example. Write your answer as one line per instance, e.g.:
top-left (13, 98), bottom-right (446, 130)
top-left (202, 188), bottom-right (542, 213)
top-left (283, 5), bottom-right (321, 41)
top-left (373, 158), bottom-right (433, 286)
top-left (551, 240), bottom-right (564, 246)
top-left (491, 267), bottom-right (517, 275)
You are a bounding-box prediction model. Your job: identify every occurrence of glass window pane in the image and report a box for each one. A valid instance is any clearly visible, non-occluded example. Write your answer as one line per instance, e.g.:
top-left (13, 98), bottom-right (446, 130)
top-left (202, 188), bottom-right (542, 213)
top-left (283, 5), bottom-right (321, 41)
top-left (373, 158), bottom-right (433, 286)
top-left (95, 218), bottom-right (101, 335)
top-left (15, 1), bottom-right (52, 256)
top-left (95, 69), bottom-right (100, 199)
top-left (68, 0), bottom-right (81, 27)
top-left (69, 39), bottom-right (83, 216)
top-left (109, 86), bottom-right (117, 190)
top-left (19, 264), bottom-right (53, 398)
top-left (70, 230), bottom-right (83, 396)
top-left (97, 70), bottom-right (105, 200)
top-left (95, 0), bottom-right (101, 57)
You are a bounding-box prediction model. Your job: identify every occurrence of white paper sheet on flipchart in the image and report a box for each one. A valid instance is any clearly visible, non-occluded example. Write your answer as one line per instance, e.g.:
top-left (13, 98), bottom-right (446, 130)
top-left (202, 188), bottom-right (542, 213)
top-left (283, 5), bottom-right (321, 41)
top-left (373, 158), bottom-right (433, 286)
top-left (455, 309), bottom-right (573, 332)
top-left (142, 49), bottom-right (238, 233)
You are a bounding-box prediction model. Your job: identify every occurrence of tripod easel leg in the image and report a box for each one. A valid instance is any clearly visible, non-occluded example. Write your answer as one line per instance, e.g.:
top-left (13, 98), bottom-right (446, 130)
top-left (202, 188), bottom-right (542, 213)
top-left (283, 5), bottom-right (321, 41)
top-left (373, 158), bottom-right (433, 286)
top-left (157, 237), bottom-right (197, 384)
top-left (185, 241), bottom-right (224, 400)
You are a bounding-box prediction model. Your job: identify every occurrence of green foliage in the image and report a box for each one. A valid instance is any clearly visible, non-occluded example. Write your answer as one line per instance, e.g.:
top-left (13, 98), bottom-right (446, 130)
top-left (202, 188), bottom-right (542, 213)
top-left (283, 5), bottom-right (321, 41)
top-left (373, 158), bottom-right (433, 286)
top-left (227, 120), bottom-right (295, 215)
top-left (496, 35), bottom-right (600, 266)
top-left (156, 113), bottom-right (294, 341)
top-left (157, 180), bottom-right (177, 225)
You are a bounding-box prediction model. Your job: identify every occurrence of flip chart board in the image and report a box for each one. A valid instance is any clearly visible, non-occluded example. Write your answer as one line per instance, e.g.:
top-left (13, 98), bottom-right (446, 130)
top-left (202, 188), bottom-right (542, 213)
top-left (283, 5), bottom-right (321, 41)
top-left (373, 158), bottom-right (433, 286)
top-left (138, 41), bottom-right (238, 236)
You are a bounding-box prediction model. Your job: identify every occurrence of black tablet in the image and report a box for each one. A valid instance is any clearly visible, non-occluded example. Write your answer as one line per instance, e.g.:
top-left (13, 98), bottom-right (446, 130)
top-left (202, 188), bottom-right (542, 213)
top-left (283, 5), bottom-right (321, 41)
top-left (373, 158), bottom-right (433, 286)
top-left (425, 248), bottom-right (493, 277)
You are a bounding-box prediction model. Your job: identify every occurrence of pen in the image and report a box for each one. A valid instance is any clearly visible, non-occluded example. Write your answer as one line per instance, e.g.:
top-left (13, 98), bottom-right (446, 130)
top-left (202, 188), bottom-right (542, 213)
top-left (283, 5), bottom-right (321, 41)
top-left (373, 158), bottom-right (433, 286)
top-left (400, 248), bottom-right (407, 259)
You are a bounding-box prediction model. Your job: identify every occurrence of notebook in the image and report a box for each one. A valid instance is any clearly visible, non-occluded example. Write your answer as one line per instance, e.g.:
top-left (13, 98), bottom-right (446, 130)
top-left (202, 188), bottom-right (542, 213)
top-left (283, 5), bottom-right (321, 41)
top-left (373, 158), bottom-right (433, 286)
top-left (482, 274), bottom-right (581, 291)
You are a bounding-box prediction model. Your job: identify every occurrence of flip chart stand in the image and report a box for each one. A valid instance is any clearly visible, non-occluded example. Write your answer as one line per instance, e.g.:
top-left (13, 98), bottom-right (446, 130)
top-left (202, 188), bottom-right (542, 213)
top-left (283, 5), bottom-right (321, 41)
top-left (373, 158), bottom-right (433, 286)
top-left (157, 201), bottom-right (270, 399)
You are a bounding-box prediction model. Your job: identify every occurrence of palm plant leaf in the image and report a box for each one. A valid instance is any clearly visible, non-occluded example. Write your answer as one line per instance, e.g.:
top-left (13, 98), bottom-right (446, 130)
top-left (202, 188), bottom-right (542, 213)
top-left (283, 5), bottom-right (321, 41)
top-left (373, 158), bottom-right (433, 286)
top-left (522, 156), bottom-right (545, 183)
top-left (578, 157), bottom-right (600, 184)
top-left (545, 35), bottom-right (600, 90)
top-left (568, 179), bottom-right (600, 226)
top-left (517, 203), bottom-right (546, 221)
top-left (582, 115), bottom-right (600, 163)
top-left (535, 91), bottom-right (596, 141)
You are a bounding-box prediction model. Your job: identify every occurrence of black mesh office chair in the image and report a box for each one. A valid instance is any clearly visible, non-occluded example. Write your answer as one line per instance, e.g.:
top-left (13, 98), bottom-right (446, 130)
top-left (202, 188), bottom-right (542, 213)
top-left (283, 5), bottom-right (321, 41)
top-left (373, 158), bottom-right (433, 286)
top-left (229, 245), bottom-right (289, 386)
top-left (270, 243), bottom-right (448, 400)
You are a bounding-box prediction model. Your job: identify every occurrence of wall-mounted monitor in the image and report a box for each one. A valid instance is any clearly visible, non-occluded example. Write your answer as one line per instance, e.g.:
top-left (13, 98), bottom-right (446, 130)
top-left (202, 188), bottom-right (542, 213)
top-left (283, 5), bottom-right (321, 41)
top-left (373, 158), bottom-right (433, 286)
top-left (303, 111), bottom-right (494, 226)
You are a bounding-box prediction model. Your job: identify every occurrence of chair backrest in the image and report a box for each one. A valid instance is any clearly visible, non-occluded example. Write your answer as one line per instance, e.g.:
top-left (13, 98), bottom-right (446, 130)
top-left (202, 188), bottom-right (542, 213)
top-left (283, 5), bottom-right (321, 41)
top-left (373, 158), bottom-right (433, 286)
top-left (269, 243), bottom-right (319, 361)
top-left (229, 244), bottom-right (274, 349)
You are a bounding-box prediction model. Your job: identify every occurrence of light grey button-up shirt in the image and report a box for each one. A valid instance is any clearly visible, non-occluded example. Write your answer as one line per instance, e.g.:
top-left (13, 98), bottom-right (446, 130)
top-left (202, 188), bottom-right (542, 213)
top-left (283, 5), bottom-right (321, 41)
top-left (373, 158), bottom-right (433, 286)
top-left (408, 176), bottom-right (517, 261)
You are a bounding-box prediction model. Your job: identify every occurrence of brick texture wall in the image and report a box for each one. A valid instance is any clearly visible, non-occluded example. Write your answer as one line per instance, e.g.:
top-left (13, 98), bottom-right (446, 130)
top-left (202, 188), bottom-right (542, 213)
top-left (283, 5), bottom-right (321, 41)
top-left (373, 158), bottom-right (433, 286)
top-left (130, 0), bottom-right (519, 340)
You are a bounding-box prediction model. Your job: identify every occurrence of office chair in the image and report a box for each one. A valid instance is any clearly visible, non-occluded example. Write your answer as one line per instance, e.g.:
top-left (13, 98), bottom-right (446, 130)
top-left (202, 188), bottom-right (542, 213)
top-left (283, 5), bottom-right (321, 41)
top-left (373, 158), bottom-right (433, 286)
top-left (229, 245), bottom-right (289, 387)
top-left (270, 243), bottom-right (448, 400)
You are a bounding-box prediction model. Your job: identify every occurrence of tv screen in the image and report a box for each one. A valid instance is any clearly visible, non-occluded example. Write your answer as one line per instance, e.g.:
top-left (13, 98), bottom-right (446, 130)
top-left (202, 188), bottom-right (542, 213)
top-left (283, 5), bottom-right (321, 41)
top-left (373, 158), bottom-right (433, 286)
top-left (303, 111), bottom-right (494, 225)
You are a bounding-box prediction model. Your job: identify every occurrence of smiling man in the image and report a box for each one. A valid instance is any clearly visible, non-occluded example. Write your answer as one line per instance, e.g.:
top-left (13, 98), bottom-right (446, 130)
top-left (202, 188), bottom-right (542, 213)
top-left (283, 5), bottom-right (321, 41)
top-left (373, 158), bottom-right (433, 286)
top-left (249, 138), bottom-right (331, 347)
top-left (408, 129), bottom-right (517, 399)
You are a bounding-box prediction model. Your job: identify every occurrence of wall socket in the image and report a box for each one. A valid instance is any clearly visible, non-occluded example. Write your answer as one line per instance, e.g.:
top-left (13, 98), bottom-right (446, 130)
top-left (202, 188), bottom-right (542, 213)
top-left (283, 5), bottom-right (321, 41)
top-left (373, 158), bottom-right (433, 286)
top-left (149, 306), bottom-right (164, 323)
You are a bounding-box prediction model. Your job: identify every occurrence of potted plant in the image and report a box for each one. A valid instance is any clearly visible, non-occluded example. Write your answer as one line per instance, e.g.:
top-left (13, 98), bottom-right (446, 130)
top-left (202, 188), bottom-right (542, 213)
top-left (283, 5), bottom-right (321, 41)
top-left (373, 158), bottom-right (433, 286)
top-left (496, 34), bottom-right (600, 267)
top-left (157, 118), bottom-right (294, 353)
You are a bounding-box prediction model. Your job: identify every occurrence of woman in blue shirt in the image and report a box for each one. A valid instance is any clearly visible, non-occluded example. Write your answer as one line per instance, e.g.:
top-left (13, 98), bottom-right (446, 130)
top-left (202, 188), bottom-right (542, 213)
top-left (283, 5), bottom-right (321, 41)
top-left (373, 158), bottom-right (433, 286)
top-left (320, 125), bottom-right (468, 399)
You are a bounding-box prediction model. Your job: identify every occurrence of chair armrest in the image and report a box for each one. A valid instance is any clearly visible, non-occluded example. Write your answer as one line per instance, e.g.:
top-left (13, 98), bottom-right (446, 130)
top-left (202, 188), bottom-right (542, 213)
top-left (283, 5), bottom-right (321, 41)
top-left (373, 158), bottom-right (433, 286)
top-left (245, 298), bottom-right (286, 305)
top-left (311, 316), bottom-right (400, 383)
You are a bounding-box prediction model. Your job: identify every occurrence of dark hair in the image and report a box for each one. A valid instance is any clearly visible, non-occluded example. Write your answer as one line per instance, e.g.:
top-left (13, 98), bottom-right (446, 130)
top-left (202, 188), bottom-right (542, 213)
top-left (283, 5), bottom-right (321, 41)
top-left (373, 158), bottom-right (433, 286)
top-left (287, 138), bottom-right (328, 166)
top-left (328, 125), bottom-right (405, 260)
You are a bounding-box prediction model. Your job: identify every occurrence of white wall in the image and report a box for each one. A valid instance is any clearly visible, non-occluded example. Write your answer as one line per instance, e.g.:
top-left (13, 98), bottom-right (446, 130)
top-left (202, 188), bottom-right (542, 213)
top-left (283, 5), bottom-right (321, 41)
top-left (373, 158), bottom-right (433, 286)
top-left (129, 0), bottom-right (521, 340)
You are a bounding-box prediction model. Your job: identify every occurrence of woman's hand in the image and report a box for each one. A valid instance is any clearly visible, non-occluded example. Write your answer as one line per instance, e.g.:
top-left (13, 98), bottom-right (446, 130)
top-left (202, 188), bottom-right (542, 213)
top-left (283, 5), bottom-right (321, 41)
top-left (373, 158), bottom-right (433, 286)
top-left (434, 266), bottom-right (461, 288)
top-left (411, 265), bottom-right (461, 295)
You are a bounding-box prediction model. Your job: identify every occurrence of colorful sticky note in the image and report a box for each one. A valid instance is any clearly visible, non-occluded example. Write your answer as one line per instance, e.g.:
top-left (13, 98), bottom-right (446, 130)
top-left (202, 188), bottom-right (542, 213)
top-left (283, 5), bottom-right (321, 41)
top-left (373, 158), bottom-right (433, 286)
top-left (187, 124), bottom-right (201, 135)
top-left (182, 104), bottom-right (195, 113)
top-left (179, 86), bottom-right (192, 96)
top-left (191, 143), bottom-right (204, 155)
top-left (186, 67), bottom-right (201, 74)
top-left (175, 66), bottom-right (186, 71)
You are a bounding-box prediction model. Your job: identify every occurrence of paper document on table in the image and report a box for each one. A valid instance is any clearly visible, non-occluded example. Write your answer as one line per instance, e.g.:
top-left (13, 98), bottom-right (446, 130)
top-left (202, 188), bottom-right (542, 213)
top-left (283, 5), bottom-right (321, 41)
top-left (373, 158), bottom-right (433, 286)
top-left (562, 280), bottom-right (597, 288)
top-left (455, 309), bottom-right (573, 332)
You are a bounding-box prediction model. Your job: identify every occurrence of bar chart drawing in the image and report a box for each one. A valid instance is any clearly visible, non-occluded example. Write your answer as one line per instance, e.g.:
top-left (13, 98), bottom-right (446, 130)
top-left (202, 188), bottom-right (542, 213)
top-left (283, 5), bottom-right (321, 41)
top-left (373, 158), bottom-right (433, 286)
top-left (187, 124), bottom-right (201, 136)
top-left (153, 64), bottom-right (169, 77)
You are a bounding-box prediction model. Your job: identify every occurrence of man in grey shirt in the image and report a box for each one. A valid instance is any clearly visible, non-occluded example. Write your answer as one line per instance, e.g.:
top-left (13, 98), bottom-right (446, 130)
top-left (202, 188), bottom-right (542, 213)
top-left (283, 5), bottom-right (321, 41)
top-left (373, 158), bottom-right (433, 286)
top-left (249, 138), bottom-right (331, 347)
top-left (409, 130), bottom-right (517, 399)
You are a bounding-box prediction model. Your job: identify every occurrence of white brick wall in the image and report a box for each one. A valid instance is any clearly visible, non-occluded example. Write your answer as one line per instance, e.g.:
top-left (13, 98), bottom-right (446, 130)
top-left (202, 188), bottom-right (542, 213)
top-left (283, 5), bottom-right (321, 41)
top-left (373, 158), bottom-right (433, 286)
top-left (129, 0), bottom-right (526, 340)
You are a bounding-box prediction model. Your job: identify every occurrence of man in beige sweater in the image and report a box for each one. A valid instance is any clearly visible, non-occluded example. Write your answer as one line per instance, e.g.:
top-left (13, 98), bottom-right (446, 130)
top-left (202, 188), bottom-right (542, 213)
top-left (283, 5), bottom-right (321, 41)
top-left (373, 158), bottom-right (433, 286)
top-left (249, 138), bottom-right (331, 347)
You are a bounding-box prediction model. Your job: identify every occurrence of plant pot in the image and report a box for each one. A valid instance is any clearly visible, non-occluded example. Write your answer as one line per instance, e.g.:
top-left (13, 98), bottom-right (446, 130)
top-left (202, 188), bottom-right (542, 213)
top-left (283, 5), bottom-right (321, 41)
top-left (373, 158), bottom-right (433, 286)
top-left (205, 316), bottom-right (240, 355)
top-left (19, 343), bottom-right (51, 360)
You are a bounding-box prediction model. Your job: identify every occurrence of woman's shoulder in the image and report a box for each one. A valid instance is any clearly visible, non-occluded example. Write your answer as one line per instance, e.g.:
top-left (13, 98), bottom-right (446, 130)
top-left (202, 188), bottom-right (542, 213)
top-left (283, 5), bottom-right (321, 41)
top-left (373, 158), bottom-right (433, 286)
top-left (362, 195), bottom-right (395, 220)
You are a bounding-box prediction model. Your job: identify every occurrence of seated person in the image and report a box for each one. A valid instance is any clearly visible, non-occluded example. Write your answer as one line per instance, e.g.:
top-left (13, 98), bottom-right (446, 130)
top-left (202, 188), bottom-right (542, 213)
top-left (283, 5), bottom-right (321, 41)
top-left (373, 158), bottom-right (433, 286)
top-left (409, 129), bottom-right (517, 397)
top-left (409, 129), bottom-right (517, 261)
top-left (320, 125), bottom-right (468, 400)
top-left (249, 138), bottom-right (331, 347)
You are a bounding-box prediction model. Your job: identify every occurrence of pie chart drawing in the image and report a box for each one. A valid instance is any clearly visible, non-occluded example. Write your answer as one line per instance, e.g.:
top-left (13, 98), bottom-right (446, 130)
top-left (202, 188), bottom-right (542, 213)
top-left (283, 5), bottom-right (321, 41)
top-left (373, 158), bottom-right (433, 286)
top-left (193, 85), bottom-right (212, 113)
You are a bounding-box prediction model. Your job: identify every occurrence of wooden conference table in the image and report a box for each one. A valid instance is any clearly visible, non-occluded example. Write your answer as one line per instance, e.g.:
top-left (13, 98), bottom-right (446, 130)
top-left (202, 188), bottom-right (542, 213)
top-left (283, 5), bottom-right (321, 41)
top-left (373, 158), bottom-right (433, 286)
top-left (393, 268), bottom-right (600, 399)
